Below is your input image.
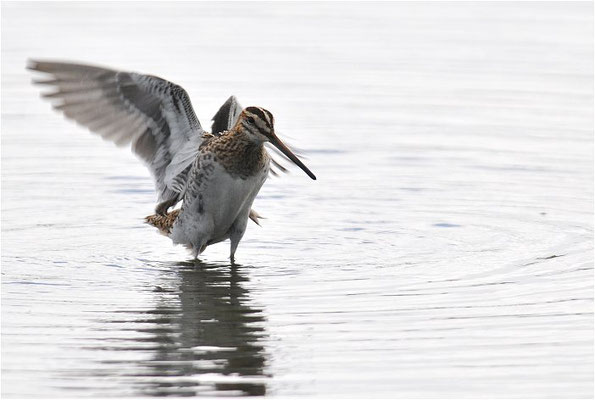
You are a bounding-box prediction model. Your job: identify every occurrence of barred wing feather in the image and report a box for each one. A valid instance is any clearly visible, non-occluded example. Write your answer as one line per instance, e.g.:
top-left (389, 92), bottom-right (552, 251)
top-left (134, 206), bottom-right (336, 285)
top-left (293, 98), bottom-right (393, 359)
top-left (28, 60), bottom-right (203, 202)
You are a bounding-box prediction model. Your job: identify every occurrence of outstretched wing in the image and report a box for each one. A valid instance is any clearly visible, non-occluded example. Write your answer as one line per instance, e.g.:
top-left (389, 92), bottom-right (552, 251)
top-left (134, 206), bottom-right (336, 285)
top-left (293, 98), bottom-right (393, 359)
top-left (28, 60), bottom-right (203, 202)
top-left (211, 95), bottom-right (243, 136)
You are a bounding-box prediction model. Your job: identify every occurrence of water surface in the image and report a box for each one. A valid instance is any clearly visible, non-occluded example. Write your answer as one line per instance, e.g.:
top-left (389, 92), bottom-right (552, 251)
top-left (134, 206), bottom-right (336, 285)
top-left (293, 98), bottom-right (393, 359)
top-left (1, 2), bottom-right (593, 398)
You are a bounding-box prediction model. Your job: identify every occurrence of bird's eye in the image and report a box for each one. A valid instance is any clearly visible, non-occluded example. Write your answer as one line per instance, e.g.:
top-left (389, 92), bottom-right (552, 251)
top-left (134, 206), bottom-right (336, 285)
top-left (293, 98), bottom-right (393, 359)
top-left (247, 117), bottom-right (255, 124)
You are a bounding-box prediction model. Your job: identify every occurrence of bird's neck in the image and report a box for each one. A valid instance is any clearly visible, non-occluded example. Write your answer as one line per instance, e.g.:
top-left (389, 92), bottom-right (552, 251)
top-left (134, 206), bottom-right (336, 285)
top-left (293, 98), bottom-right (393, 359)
top-left (210, 128), bottom-right (268, 179)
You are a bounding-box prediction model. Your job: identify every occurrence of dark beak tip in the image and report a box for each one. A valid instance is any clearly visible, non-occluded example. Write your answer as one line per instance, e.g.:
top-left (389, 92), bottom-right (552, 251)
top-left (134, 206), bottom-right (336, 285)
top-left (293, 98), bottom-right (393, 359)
top-left (269, 135), bottom-right (317, 181)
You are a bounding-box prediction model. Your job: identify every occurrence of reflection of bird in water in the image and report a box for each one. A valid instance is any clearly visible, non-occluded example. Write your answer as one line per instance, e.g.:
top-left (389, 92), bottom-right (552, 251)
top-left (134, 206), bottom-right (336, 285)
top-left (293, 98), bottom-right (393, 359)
top-left (101, 261), bottom-right (269, 396)
top-left (28, 60), bottom-right (316, 262)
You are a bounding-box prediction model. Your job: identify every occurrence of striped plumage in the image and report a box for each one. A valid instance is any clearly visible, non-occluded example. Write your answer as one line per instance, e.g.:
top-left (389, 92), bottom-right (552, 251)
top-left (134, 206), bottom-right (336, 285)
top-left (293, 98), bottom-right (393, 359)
top-left (28, 60), bottom-right (315, 262)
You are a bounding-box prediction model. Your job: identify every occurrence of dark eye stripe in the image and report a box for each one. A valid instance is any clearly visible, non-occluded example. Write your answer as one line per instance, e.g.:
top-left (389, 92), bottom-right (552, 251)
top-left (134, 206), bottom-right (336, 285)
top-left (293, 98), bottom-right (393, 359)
top-left (245, 106), bottom-right (273, 129)
top-left (241, 120), bottom-right (259, 135)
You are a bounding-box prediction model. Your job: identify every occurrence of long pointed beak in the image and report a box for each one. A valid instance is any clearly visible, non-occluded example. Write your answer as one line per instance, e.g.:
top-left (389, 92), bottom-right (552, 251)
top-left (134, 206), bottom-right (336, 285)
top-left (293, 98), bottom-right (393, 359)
top-left (269, 133), bottom-right (316, 180)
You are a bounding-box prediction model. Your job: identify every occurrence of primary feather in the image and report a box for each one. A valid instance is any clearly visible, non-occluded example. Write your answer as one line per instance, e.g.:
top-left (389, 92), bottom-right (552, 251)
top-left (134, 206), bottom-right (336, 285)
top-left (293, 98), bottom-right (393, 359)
top-left (28, 60), bottom-right (202, 203)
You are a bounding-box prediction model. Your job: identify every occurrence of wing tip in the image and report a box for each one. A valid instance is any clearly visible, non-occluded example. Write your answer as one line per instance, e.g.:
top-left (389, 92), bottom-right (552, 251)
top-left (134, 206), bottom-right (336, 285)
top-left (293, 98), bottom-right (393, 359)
top-left (26, 59), bottom-right (61, 74)
top-left (211, 95), bottom-right (240, 121)
top-left (227, 95), bottom-right (240, 104)
top-left (211, 95), bottom-right (243, 134)
top-left (26, 59), bottom-right (39, 71)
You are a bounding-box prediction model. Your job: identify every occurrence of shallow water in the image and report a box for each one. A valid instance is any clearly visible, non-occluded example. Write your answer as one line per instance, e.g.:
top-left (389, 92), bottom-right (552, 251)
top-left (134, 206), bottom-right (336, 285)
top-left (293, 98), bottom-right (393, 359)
top-left (1, 2), bottom-right (593, 398)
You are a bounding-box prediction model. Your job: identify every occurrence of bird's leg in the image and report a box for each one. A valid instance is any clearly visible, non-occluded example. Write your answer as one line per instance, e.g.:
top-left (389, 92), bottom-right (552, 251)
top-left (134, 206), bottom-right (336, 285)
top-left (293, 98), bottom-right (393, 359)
top-left (155, 197), bottom-right (178, 216)
top-left (192, 242), bottom-right (207, 261)
top-left (229, 242), bottom-right (240, 265)
top-left (229, 213), bottom-right (248, 265)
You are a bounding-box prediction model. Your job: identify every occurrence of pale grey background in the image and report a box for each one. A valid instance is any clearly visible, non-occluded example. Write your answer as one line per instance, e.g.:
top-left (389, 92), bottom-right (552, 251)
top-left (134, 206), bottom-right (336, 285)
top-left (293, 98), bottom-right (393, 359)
top-left (2, 2), bottom-right (593, 398)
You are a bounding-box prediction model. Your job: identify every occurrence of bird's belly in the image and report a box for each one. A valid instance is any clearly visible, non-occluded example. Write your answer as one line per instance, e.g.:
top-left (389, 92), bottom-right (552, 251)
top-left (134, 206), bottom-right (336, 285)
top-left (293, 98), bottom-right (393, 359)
top-left (206, 174), bottom-right (259, 237)
top-left (172, 163), bottom-right (267, 246)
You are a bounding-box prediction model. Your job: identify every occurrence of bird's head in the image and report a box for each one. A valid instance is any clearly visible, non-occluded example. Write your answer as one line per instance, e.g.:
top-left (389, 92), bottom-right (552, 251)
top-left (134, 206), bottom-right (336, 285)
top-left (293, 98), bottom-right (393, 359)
top-left (236, 106), bottom-right (316, 180)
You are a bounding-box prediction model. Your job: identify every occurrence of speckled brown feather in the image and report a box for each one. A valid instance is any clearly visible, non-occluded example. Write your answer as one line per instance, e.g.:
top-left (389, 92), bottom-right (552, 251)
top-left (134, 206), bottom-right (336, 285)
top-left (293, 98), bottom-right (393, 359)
top-left (199, 130), bottom-right (269, 179)
top-left (145, 209), bottom-right (180, 235)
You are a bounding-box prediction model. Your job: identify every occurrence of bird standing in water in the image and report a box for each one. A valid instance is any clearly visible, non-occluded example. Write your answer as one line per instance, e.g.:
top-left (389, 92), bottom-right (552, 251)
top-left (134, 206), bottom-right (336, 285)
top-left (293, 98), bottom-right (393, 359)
top-left (28, 60), bottom-right (316, 263)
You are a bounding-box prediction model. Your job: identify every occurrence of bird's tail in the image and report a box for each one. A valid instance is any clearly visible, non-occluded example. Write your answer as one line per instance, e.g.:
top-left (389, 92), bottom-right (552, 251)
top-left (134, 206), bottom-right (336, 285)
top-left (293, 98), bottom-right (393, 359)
top-left (249, 209), bottom-right (265, 226)
top-left (145, 209), bottom-right (180, 236)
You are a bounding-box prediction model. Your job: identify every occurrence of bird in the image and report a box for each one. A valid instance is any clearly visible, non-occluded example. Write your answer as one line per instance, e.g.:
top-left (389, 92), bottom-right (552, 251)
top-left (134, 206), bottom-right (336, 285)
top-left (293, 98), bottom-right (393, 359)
top-left (27, 60), bottom-right (316, 263)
